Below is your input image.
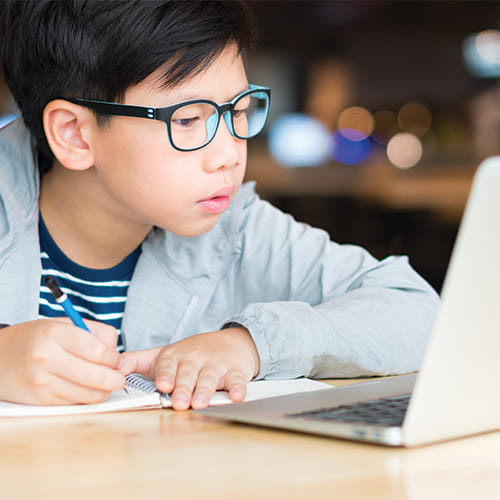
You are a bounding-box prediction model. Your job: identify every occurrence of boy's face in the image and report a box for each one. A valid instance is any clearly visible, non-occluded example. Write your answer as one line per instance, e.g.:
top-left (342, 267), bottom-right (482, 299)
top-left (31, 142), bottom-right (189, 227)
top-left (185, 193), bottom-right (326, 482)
top-left (91, 43), bottom-right (249, 237)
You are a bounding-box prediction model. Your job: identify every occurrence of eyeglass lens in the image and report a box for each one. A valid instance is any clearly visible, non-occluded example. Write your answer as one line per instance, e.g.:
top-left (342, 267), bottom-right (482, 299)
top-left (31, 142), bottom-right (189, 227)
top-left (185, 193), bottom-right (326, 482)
top-left (169, 91), bottom-right (269, 151)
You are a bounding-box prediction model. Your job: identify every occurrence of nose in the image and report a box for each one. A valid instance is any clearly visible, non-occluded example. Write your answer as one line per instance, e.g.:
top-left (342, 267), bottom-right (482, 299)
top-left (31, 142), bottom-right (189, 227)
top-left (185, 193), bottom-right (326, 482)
top-left (202, 111), bottom-right (242, 173)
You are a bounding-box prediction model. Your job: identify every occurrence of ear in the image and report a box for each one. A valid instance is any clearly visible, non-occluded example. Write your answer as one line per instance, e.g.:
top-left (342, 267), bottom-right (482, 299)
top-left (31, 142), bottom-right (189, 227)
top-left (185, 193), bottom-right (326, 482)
top-left (43, 99), bottom-right (96, 170)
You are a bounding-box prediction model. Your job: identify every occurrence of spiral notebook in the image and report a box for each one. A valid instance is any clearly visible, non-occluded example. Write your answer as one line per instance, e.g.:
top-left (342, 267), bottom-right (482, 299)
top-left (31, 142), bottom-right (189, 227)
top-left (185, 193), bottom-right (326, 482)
top-left (0, 375), bottom-right (329, 418)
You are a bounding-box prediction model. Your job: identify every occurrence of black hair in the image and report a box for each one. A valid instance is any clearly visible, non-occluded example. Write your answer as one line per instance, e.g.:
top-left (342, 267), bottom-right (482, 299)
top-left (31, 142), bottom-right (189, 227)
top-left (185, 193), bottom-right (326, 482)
top-left (1, 0), bottom-right (256, 157)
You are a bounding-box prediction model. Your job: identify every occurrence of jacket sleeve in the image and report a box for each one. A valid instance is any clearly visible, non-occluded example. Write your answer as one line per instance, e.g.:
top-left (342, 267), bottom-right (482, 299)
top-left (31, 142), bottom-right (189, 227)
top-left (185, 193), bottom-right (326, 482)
top-left (226, 186), bottom-right (440, 380)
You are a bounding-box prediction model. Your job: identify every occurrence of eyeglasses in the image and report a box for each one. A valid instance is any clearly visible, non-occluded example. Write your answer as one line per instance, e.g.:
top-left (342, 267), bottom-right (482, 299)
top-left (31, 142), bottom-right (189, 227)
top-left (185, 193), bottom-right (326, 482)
top-left (62, 84), bottom-right (270, 152)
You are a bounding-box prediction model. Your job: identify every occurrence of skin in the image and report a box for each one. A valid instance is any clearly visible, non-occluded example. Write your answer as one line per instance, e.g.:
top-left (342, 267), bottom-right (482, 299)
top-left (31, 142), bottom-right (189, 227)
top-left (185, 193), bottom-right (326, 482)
top-left (0, 43), bottom-right (260, 409)
top-left (0, 318), bottom-right (123, 405)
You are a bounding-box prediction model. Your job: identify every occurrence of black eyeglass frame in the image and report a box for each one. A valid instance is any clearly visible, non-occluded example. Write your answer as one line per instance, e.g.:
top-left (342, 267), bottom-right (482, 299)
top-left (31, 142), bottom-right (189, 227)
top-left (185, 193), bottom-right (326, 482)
top-left (61, 84), bottom-right (271, 152)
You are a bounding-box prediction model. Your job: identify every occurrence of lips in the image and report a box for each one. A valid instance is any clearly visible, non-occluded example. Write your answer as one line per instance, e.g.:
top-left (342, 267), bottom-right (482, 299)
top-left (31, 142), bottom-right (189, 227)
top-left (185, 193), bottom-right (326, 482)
top-left (197, 185), bottom-right (235, 214)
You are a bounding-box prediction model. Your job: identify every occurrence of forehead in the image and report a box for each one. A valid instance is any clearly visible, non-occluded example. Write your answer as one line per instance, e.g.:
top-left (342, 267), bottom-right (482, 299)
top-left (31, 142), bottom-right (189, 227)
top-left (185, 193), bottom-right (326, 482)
top-left (126, 44), bottom-right (249, 106)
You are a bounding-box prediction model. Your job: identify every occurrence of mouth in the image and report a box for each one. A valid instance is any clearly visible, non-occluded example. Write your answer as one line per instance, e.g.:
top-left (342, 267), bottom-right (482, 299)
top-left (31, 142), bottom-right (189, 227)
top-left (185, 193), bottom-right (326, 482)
top-left (197, 185), bottom-right (236, 215)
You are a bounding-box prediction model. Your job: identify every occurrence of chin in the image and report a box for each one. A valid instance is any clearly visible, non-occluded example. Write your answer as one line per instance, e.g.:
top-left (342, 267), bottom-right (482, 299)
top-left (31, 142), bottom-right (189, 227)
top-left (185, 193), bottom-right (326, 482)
top-left (169, 217), bottom-right (221, 238)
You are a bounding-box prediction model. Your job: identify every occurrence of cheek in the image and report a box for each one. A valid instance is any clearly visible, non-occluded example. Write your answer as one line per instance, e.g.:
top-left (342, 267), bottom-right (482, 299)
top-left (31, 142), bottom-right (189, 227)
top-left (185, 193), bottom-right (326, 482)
top-left (109, 119), bottom-right (169, 165)
top-left (94, 121), bottom-right (196, 208)
top-left (240, 145), bottom-right (248, 176)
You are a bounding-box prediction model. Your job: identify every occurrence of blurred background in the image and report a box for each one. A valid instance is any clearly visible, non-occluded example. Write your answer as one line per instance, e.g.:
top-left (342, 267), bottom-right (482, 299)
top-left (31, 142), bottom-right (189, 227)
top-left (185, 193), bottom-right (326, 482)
top-left (0, 1), bottom-right (499, 292)
top-left (244, 0), bottom-right (500, 292)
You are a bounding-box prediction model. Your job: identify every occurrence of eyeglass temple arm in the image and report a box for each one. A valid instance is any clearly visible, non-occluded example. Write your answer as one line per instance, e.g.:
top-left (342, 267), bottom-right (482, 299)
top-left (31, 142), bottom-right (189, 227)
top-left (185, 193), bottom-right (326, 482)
top-left (63, 98), bottom-right (157, 120)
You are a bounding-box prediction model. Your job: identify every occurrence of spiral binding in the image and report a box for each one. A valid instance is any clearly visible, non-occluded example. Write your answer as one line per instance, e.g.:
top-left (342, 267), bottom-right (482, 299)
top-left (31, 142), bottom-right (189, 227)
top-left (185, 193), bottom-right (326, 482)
top-left (125, 374), bottom-right (159, 394)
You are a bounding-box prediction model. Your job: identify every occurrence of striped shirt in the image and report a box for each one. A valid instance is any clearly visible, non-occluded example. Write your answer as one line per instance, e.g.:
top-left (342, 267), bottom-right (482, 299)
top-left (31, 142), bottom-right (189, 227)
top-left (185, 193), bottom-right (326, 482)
top-left (38, 214), bottom-right (141, 352)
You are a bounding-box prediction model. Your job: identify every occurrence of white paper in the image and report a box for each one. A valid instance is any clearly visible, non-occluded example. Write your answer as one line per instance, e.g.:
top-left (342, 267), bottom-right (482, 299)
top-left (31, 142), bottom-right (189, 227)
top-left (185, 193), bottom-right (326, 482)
top-left (0, 378), bottom-right (331, 417)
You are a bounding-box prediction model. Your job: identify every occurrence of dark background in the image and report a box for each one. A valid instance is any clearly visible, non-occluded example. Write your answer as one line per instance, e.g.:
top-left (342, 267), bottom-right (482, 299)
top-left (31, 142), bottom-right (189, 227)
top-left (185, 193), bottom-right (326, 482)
top-left (242, 1), bottom-right (500, 292)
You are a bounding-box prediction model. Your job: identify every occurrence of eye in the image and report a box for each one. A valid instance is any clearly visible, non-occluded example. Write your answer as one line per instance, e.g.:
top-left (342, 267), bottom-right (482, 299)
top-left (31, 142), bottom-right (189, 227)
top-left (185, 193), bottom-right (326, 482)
top-left (173, 117), bottom-right (199, 127)
top-left (233, 109), bottom-right (246, 119)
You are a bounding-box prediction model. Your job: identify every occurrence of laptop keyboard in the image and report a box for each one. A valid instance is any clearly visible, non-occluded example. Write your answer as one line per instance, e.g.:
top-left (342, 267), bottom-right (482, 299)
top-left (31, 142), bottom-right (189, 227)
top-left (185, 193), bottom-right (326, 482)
top-left (286, 394), bottom-right (410, 427)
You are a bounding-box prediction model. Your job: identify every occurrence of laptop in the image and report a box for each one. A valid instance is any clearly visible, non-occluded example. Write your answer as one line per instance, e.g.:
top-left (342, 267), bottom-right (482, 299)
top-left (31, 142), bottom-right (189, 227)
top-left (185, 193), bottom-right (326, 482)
top-left (198, 156), bottom-right (500, 447)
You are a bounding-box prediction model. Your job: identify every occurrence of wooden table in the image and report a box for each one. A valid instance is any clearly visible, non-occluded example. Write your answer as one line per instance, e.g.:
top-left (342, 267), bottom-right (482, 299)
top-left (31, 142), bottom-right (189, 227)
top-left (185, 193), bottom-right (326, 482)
top-left (1, 378), bottom-right (499, 499)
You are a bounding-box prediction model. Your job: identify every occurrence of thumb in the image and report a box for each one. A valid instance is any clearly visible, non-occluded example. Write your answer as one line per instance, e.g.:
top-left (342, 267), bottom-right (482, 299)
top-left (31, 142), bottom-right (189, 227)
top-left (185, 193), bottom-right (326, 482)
top-left (119, 347), bottom-right (162, 377)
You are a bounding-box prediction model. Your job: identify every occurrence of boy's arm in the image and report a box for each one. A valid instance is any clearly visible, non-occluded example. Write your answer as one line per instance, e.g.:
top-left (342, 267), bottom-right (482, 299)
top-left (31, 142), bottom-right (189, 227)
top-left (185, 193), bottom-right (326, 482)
top-left (120, 189), bottom-right (439, 410)
top-left (226, 190), bottom-right (440, 380)
top-left (0, 319), bottom-right (126, 405)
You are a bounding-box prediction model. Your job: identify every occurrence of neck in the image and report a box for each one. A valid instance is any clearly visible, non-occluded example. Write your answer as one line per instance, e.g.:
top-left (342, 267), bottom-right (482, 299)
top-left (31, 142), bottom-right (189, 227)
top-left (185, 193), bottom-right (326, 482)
top-left (39, 162), bottom-right (152, 269)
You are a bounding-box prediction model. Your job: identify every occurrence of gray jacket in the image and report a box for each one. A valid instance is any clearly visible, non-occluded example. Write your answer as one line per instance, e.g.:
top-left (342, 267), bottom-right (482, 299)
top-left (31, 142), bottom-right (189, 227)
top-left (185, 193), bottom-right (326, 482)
top-left (0, 119), bottom-right (440, 379)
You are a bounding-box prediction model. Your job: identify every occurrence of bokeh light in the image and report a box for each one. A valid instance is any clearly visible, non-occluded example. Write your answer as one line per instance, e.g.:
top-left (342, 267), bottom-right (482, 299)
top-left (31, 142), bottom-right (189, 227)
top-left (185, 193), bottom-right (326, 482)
top-left (337, 106), bottom-right (375, 141)
top-left (397, 101), bottom-right (432, 137)
top-left (476, 29), bottom-right (500, 64)
top-left (463, 30), bottom-right (500, 78)
top-left (330, 130), bottom-right (371, 165)
top-left (386, 132), bottom-right (423, 169)
top-left (268, 113), bottom-right (331, 168)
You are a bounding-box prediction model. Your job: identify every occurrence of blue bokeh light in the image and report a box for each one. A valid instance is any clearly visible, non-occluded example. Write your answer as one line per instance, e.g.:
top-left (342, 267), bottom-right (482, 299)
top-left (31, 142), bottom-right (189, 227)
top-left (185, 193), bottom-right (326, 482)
top-left (463, 33), bottom-right (500, 78)
top-left (268, 113), bottom-right (330, 168)
top-left (330, 129), bottom-right (372, 165)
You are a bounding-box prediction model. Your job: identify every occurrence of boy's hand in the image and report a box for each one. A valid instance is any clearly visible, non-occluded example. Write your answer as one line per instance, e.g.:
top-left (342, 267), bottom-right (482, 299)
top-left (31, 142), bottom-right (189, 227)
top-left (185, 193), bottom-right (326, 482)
top-left (0, 319), bottom-right (126, 405)
top-left (120, 327), bottom-right (260, 410)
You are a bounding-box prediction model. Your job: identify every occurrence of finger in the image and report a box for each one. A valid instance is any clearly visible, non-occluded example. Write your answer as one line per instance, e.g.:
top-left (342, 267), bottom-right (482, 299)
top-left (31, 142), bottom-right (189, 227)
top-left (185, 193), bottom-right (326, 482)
top-left (58, 328), bottom-right (121, 369)
top-left (168, 360), bottom-right (201, 411)
top-left (224, 369), bottom-right (248, 402)
top-left (191, 367), bottom-right (223, 410)
top-left (153, 349), bottom-right (179, 394)
top-left (49, 374), bottom-right (114, 405)
top-left (119, 347), bottom-right (162, 378)
top-left (23, 370), bottom-right (114, 406)
top-left (48, 348), bottom-right (125, 392)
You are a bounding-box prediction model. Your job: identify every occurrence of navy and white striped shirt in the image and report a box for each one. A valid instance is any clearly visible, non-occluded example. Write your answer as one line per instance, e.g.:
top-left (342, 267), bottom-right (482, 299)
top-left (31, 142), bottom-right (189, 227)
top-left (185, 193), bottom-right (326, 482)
top-left (38, 214), bottom-right (141, 352)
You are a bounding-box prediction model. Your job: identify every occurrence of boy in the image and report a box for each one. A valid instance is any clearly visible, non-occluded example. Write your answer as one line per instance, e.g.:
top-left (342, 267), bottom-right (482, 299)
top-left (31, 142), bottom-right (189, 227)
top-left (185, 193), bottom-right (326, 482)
top-left (0, 0), bottom-right (439, 411)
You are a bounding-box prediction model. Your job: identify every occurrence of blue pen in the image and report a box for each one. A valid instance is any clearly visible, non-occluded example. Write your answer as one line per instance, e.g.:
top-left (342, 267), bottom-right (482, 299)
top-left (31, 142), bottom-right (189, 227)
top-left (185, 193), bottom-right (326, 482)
top-left (44, 275), bottom-right (128, 394)
top-left (45, 275), bottom-right (90, 331)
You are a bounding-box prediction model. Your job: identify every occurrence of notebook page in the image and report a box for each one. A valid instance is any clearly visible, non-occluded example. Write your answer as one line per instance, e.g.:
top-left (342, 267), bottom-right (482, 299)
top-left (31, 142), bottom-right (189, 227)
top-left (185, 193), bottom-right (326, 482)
top-left (210, 378), bottom-right (331, 405)
top-left (125, 376), bottom-right (331, 406)
top-left (0, 385), bottom-right (161, 417)
top-left (0, 378), bottom-right (331, 417)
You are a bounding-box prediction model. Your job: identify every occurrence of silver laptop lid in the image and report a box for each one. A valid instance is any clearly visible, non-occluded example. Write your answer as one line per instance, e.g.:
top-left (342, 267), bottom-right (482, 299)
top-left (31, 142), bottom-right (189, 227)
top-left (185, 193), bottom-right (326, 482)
top-left (403, 156), bottom-right (500, 446)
